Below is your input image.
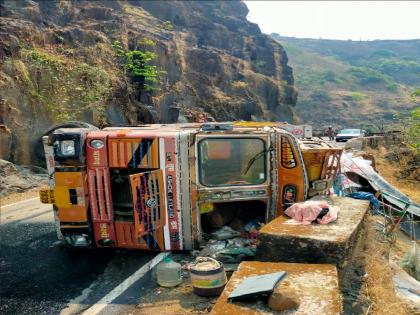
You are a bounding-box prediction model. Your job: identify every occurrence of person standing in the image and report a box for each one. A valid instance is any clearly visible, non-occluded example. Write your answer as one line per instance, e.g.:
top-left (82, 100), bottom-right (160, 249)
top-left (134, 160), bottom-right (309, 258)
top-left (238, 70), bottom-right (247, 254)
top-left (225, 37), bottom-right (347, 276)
top-left (327, 126), bottom-right (334, 141)
top-left (196, 113), bottom-right (208, 123)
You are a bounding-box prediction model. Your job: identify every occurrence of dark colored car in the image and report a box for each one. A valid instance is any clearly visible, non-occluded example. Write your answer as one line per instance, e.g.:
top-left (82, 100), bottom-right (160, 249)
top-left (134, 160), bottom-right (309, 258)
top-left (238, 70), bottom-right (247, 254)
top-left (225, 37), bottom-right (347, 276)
top-left (335, 129), bottom-right (366, 142)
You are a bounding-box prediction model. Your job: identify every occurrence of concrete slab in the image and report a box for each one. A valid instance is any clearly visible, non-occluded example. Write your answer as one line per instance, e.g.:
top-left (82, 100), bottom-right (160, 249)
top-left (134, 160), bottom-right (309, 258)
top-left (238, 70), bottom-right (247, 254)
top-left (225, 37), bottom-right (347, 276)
top-left (256, 196), bottom-right (369, 267)
top-left (211, 261), bottom-right (342, 315)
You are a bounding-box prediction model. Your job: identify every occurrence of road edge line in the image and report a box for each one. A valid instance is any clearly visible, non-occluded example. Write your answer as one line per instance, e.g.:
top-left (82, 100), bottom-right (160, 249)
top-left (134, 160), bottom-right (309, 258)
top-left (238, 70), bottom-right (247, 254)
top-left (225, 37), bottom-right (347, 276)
top-left (0, 197), bottom-right (40, 210)
top-left (81, 252), bottom-right (169, 315)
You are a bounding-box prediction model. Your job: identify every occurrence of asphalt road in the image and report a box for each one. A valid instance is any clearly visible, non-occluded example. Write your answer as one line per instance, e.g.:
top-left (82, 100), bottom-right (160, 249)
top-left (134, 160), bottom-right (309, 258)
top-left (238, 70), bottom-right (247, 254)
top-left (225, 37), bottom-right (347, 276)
top-left (319, 136), bottom-right (346, 148)
top-left (0, 198), bottom-right (157, 315)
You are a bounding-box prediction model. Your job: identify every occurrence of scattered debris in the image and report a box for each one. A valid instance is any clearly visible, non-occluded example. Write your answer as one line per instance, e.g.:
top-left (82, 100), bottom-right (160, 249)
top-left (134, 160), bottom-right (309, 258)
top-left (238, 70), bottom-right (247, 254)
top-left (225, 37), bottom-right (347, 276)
top-left (215, 246), bottom-right (257, 263)
top-left (284, 200), bottom-right (339, 225)
top-left (360, 216), bottom-right (410, 315)
top-left (198, 238), bottom-right (257, 264)
top-left (204, 208), bottom-right (238, 229)
top-left (347, 191), bottom-right (380, 213)
top-left (341, 152), bottom-right (420, 218)
top-left (227, 271), bottom-right (287, 302)
top-left (399, 241), bottom-right (420, 281)
top-left (209, 226), bottom-right (240, 240)
top-left (390, 261), bottom-right (420, 312)
top-left (212, 261), bottom-right (341, 315)
top-left (156, 257), bottom-right (182, 288)
top-left (190, 257), bottom-right (227, 297)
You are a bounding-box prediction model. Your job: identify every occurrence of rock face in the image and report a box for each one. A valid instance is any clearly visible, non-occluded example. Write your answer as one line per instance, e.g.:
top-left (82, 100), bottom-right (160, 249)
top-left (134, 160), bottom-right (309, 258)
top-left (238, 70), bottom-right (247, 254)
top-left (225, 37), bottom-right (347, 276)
top-left (0, 0), bottom-right (297, 165)
top-left (0, 159), bottom-right (48, 197)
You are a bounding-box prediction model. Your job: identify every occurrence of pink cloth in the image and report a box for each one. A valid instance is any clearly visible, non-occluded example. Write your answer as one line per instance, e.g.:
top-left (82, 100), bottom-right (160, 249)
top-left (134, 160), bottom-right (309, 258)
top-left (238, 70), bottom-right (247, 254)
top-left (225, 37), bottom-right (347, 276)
top-left (284, 201), bottom-right (339, 225)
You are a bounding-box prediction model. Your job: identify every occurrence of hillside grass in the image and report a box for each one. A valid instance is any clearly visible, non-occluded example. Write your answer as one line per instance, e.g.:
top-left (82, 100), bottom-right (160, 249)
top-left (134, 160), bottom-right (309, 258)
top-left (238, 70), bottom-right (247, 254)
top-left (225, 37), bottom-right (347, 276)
top-left (273, 36), bottom-right (420, 131)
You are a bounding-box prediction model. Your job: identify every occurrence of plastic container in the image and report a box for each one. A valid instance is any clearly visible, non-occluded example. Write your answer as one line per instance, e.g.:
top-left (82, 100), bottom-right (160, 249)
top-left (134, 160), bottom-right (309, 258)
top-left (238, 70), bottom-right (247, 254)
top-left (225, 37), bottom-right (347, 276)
top-left (156, 257), bottom-right (182, 287)
top-left (190, 257), bottom-right (227, 296)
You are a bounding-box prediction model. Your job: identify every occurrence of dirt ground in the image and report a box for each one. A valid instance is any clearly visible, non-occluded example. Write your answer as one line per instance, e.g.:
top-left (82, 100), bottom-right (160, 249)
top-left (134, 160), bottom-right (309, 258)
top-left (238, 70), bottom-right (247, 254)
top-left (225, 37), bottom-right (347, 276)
top-left (0, 187), bottom-right (47, 207)
top-left (366, 146), bottom-right (420, 203)
top-left (344, 144), bottom-right (418, 315)
top-left (344, 216), bottom-right (415, 315)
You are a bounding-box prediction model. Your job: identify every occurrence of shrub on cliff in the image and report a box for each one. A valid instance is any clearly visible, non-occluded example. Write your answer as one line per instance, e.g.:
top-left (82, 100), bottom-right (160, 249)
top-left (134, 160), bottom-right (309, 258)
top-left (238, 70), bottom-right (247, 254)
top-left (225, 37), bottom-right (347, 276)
top-left (112, 39), bottom-right (165, 91)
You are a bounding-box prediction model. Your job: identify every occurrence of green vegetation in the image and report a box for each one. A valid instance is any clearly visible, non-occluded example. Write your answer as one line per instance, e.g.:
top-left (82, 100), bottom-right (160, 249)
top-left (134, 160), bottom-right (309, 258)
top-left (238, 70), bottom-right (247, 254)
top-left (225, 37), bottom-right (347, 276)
top-left (123, 5), bottom-right (147, 18)
top-left (347, 66), bottom-right (387, 85)
top-left (311, 90), bottom-right (331, 102)
top-left (112, 39), bottom-right (165, 91)
top-left (112, 40), bottom-right (125, 57)
top-left (405, 107), bottom-right (420, 151)
top-left (27, 50), bottom-right (63, 68)
top-left (370, 58), bottom-right (420, 85)
top-left (368, 49), bottom-right (397, 59)
top-left (137, 37), bottom-right (156, 47)
top-left (350, 92), bottom-right (365, 101)
top-left (280, 43), bottom-right (304, 56)
top-left (385, 83), bottom-right (399, 92)
top-left (53, 33), bottom-right (65, 44)
top-left (411, 89), bottom-right (420, 97)
top-left (21, 48), bottom-right (112, 123)
top-left (161, 21), bottom-right (174, 31)
top-left (295, 70), bottom-right (345, 89)
top-left (321, 70), bottom-right (342, 84)
top-left (253, 60), bottom-right (266, 70)
top-left (272, 35), bottom-right (419, 129)
top-left (377, 98), bottom-right (390, 108)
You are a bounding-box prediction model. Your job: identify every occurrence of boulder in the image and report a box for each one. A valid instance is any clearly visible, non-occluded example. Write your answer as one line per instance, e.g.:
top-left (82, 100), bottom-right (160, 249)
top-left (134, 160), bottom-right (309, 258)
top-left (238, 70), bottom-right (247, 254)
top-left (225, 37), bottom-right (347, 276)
top-left (0, 159), bottom-right (48, 197)
top-left (0, 158), bottom-right (17, 177)
top-left (268, 287), bottom-right (300, 311)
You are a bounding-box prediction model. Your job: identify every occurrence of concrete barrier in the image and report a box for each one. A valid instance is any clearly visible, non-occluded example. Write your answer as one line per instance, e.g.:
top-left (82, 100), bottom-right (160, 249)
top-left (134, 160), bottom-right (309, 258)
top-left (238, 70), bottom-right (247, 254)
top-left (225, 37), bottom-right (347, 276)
top-left (211, 261), bottom-right (342, 315)
top-left (256, 196), bottom-right (369, 270)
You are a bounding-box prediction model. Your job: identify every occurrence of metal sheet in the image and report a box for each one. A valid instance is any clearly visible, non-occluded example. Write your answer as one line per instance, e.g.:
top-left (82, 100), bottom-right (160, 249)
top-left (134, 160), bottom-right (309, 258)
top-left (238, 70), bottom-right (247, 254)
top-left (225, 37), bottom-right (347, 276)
top-left (341, 153), bottom-right (420, 216)
top-left (227, 271), bottom-right (287, 301)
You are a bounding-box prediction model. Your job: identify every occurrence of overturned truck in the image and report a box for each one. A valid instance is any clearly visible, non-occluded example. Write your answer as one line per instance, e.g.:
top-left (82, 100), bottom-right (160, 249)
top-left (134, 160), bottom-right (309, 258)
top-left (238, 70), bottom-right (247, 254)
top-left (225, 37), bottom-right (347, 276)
top-left (40, 122), bottom-right (342, 250)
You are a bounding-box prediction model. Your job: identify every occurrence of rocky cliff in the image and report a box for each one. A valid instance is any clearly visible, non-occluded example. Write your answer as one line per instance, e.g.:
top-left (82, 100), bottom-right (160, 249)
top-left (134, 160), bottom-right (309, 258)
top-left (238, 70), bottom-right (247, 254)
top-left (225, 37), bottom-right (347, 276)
top-left (0, 0), bottom-right (297, 164)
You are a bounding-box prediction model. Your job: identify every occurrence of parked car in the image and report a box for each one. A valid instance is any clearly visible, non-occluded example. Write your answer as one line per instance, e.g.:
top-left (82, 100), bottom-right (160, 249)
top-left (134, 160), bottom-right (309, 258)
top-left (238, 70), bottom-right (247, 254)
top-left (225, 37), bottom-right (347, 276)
top-left (335, 129), bottom-right (366, 142)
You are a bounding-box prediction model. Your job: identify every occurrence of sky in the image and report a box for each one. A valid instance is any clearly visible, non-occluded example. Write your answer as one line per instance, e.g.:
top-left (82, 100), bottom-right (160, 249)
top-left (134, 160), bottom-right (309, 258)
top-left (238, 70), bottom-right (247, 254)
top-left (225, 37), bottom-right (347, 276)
top-left (245, 1), bottom-right (420, 40)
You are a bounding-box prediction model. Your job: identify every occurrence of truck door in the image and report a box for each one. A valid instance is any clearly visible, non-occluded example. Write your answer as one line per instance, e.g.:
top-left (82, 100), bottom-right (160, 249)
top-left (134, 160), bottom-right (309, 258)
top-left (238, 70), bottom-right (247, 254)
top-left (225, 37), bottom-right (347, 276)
top-left (129, 170), bottom-right (166, 250)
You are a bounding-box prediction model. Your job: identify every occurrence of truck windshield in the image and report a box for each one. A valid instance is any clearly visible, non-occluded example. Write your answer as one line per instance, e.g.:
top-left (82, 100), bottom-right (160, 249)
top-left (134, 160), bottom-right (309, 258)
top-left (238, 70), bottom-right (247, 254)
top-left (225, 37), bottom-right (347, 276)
top-left (198, 138), bottom-right (266, 186)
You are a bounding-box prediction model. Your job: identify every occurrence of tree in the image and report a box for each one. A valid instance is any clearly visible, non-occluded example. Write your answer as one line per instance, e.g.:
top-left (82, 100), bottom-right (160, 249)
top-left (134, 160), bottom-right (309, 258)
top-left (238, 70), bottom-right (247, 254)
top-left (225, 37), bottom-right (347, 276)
top-left (112, 39), bottom-right (165, 91)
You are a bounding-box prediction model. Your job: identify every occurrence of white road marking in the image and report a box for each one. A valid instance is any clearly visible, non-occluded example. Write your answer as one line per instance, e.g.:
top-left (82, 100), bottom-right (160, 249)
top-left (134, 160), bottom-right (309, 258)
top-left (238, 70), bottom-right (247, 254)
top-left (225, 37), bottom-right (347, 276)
top-left (81, 252), bottom-right (169, 315)
top-left (0, 197), bottom-right (40, 210)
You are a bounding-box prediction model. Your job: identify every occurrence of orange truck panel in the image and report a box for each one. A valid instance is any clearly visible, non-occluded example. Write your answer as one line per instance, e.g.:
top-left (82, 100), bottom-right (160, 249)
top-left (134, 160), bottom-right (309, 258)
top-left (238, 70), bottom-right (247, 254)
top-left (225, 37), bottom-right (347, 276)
top-left (277, 135), bottom-right (306, 216)
top-left (108, 138), bottom-right (159, 169)
top-left (54, 172), bottom-right (89, 222)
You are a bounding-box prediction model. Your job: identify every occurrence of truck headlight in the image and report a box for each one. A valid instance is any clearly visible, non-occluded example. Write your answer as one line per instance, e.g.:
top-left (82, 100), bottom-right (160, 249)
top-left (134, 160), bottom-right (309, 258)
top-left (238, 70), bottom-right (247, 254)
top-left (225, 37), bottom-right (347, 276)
top-left (60, 140), bottom-right (76, 156)
top-left (90, 139), bottom-right (104, 149)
